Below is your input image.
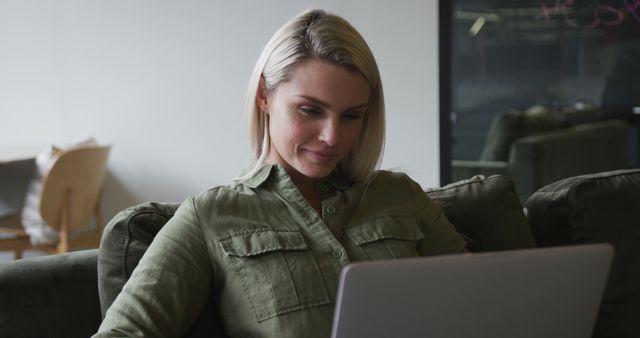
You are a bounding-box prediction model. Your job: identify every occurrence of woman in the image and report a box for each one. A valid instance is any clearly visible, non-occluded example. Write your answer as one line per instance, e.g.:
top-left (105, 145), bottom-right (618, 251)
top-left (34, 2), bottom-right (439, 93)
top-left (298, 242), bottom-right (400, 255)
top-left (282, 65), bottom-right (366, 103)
top-left (94, 9), bottom-right (466, 338)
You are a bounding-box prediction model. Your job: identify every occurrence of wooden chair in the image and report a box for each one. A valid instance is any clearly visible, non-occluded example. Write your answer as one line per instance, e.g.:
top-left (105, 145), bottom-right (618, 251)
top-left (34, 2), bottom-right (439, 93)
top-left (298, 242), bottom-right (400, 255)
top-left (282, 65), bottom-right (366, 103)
top-left (0, 145), bottom-right (111, 259)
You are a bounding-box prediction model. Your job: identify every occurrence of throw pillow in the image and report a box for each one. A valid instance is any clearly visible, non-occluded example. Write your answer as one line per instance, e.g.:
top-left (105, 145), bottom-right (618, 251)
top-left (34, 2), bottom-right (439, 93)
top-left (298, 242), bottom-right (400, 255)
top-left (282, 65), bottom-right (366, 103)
top-left (426, 175), bottom-right (535, 252)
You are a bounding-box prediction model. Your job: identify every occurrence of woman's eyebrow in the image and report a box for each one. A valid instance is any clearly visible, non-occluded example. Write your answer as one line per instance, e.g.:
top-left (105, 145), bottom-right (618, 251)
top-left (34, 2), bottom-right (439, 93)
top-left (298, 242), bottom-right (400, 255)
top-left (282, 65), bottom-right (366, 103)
top-left (296, 95), bottom-right (368, 111)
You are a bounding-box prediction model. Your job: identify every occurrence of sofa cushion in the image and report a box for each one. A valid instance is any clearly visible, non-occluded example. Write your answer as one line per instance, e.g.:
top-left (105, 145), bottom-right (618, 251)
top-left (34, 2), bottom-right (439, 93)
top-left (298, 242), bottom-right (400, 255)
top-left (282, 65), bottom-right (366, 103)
top-left (526, 168), bottom-right (640, 338)
top-left (426, 175), bottom-right (535, 252)
top-left (0, 249), bottom-right (101, 338)
top-left (98, 201), bottom-right (227, 338)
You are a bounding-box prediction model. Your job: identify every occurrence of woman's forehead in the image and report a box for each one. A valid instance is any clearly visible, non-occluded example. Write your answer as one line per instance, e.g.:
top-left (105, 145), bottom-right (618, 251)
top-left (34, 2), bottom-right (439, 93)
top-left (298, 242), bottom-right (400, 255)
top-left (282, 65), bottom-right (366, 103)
top-left (274, 59), bottom-right (370, 107)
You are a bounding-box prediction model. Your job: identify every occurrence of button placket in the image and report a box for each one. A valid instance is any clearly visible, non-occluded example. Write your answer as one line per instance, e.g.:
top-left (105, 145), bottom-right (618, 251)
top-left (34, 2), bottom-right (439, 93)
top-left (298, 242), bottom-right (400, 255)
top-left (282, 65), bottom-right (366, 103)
top-left (271, 166), bottom-right (350, 275)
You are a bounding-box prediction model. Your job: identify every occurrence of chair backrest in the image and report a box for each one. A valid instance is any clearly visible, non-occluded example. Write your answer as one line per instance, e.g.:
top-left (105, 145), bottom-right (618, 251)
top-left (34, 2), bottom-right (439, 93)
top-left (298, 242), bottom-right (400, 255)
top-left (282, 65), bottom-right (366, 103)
top-left (480, 109), bottom-right (562, 161)
top-left (39, 145), bottom-right (111, 231)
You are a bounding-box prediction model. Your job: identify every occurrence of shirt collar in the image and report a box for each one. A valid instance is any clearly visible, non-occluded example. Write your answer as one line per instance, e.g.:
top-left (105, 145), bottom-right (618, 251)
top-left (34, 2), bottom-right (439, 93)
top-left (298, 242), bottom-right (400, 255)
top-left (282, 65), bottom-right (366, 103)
top-left (242, 163), bottom-right (275, 189)
top-left (242, 163), bottom-right (351, 191)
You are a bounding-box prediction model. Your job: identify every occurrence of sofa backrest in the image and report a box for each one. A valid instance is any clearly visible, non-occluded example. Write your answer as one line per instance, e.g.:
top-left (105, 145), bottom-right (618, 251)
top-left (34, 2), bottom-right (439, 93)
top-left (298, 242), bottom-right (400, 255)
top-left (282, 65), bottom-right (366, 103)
top-left (527, 168), bottom-right (640, 338)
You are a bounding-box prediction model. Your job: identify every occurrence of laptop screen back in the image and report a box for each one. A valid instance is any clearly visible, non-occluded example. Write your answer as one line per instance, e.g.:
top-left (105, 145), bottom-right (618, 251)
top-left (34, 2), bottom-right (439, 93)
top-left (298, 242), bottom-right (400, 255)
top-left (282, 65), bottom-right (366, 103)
top-left (331, 244), bottom-right (613, 338)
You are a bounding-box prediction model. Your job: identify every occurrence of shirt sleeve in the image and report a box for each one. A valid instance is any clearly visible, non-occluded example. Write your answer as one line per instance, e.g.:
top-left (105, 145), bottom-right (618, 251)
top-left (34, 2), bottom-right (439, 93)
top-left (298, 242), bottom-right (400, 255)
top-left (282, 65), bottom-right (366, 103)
top-left (403, 174), bottom-right (467, 255)
top-left (93, 198), bottom-right (214, 338)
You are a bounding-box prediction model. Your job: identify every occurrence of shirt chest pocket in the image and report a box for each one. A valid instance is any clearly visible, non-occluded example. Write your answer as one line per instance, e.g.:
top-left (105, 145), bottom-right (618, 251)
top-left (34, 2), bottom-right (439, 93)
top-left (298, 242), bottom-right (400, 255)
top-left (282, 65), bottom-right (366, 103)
top-left (347, 216), bottom-right (425, 260)
top-left (219, 229), bottom-right (330, 322)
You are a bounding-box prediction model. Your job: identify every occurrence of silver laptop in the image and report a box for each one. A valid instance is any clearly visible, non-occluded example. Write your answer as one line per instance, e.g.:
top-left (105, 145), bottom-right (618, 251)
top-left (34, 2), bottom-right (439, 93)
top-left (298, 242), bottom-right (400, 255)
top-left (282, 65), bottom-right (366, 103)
top-left (331, 244), bottom-right (613, 338)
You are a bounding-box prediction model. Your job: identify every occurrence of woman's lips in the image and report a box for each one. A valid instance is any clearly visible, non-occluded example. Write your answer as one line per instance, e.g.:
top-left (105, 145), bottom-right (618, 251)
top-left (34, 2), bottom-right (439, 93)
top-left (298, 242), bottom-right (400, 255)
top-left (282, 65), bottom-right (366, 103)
top-left (304, 149), bottom-right (337, 162)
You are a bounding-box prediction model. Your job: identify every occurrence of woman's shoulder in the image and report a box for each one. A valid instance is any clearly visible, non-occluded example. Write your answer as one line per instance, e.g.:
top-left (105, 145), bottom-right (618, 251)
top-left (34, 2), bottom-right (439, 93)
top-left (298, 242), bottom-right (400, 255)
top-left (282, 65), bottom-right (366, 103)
top-left (189, 180), bottom-right (257, 205)
top-left (370, 169), bottom-right (412, 180)
top-left (345, 170), bottom-right (430, 221)
top-left (367, 170), bottom-right (422, 192)
top-left (179, 179), bottom-right (291, 237)
top-left (355, 170), bottom-right (426, 207)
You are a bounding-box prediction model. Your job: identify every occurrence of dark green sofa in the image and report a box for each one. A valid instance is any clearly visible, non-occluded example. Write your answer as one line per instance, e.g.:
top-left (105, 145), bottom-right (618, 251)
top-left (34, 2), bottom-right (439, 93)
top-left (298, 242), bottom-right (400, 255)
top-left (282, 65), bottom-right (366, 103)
top-left (1, 169), bottom-right (638, 338)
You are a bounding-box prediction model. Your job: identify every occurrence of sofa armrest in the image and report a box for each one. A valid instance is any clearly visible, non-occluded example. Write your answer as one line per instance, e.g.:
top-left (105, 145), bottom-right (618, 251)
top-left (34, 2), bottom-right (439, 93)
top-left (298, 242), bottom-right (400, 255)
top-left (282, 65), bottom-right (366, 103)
top-left (451, 160), bottom-right (509, 182)
top-left (526, 169), bottom-right (640, 337)
top-left (98, 201), bottom-right (229, 338)
top-left (0, 249), bottom-right (102, 338)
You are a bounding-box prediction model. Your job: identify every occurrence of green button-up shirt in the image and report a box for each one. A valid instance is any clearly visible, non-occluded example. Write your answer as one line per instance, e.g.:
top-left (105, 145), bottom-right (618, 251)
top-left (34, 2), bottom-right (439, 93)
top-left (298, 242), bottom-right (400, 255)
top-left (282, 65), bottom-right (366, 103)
top-left (94, 164), bottom-right (466, 338)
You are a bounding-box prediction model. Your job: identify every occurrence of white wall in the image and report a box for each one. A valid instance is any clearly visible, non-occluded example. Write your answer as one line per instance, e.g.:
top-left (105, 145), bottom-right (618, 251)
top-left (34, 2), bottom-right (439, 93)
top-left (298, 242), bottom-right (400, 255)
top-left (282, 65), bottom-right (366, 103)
top-left (0, 0), bottom-right (440, 220)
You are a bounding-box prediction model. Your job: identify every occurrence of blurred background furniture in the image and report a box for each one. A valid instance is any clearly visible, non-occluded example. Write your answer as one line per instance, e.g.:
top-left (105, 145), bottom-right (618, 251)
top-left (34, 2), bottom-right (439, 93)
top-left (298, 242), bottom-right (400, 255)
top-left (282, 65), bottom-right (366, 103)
top-left (440, 0), bottom-right (640, 193)
top-left (2, 169), bottom-right (638, 338)
top-left (0, 145), bottom-right (111, 259)
top-left (452, 108), bottom-right (630, 202)
top-left (0, 146), bottom-right (40, 218)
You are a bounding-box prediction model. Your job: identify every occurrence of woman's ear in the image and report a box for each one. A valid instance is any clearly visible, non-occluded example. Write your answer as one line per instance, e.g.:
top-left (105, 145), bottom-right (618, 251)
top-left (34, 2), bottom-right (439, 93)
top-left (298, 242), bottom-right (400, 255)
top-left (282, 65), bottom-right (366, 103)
top-left (256, 76), bottom-right (269, 114)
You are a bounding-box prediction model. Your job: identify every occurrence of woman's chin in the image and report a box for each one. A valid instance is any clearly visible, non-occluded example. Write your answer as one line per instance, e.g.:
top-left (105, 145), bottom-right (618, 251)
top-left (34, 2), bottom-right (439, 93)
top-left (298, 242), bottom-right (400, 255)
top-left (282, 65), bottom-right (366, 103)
top-left (297, 162), bottom-right (337, 180)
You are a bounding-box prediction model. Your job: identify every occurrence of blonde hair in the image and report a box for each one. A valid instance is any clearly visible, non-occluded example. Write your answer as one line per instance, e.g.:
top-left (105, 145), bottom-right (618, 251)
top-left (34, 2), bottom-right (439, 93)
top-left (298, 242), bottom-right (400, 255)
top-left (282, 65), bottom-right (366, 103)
top-left (242, 9), bottom-right (385, 183)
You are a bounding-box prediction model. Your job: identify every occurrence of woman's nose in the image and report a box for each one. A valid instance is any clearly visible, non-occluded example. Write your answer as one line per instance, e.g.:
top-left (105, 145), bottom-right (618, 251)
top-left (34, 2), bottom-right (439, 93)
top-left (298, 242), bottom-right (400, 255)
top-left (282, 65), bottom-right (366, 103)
top-left (319, 118), bottom-right (339, 146)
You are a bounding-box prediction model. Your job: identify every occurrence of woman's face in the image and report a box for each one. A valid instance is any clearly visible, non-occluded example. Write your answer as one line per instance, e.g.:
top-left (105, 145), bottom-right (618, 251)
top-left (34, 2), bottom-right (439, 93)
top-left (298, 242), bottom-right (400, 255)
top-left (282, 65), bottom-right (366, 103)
top-left (260, 58), bottom-right (370, 184)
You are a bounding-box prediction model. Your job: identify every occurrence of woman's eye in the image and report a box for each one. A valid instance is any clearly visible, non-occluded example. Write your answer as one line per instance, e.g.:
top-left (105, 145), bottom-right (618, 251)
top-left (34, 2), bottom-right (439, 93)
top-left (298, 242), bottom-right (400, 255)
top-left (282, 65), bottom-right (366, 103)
top-left (343, 111), bottom-right (364, 120)
top-left (299, 106), bottom-right (321, 115)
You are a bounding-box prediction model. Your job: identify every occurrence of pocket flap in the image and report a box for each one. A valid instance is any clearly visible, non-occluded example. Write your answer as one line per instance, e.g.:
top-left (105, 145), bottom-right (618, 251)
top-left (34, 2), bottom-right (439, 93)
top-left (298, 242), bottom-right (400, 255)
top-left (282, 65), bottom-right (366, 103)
top-left (219, 229), bottom-right (307, 257)
top-left (347, 217), bottom-right (424, 245)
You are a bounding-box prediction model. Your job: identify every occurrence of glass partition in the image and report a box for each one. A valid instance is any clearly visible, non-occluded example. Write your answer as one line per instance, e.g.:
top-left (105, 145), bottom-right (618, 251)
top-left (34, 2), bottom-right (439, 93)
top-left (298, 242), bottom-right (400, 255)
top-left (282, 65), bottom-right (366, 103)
top-left (440, 0), bottom-right (640, 199)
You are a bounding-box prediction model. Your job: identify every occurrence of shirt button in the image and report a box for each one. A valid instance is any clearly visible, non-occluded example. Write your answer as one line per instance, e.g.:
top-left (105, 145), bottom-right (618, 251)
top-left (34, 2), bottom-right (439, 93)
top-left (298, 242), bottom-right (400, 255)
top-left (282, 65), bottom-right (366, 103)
top-left (326, 206), bottom-right (336, 215)
top-left (331, 250), bottom-right (343, 258)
